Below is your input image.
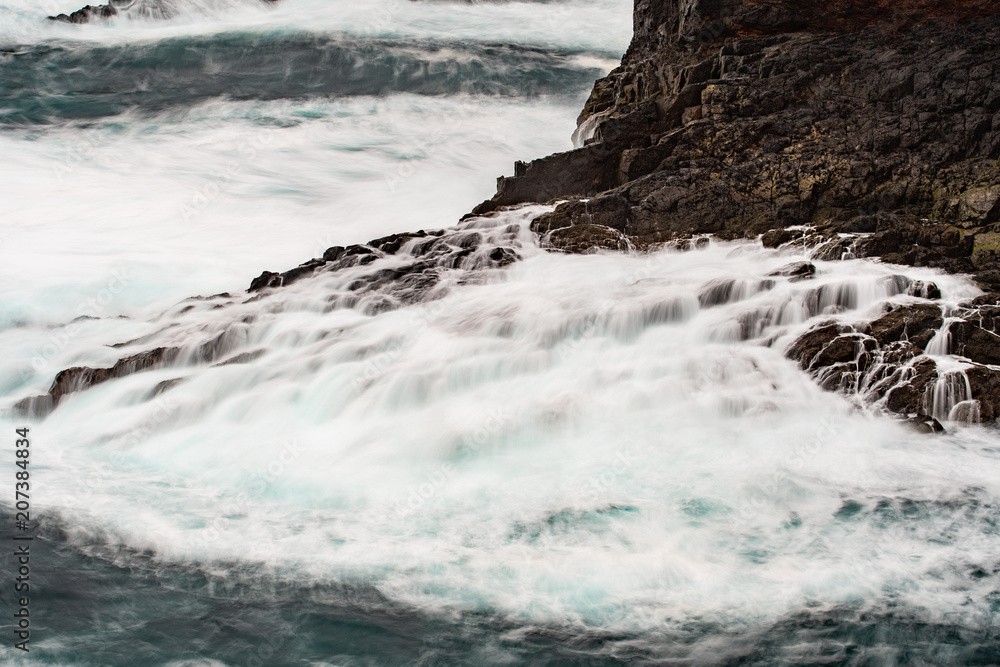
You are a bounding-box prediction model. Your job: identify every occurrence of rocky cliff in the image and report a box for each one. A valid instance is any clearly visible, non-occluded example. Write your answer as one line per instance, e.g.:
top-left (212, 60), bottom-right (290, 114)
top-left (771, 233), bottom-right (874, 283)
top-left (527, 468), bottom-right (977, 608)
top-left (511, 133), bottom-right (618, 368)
top-left (475, 0), bottom-right (1000, 289)
top-left (469, 0), bottom-right (1000, 427)
top-left (21, 0), bottom-right (1000, 428)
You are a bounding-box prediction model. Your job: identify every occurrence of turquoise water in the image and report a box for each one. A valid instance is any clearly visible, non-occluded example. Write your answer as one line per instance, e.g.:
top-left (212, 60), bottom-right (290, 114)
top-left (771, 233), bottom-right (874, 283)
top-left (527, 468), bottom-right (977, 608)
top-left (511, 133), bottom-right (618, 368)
top-left (1, 1), bottom-right (999, 665)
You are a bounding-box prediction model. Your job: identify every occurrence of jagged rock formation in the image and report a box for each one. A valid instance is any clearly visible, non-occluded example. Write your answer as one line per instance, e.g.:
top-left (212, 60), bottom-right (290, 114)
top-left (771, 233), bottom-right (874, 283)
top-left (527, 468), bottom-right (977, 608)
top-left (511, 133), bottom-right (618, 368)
top-left (49, 1), bottom-right (129, 23)
top-left (467, 0), bottom-right (1000, 425)
top-left (474, 0), bottom-right (1000, 289)
top-left (26, 0), bottom-right (1000, 427)
top-left (12, 215), bottom-right (527, 419)
top-left (48, 0), bottom-right (277, 24)
top-left (247, 224), bottom-right (520, 299)
top-left (788, 295), bottom-right (1000, 425)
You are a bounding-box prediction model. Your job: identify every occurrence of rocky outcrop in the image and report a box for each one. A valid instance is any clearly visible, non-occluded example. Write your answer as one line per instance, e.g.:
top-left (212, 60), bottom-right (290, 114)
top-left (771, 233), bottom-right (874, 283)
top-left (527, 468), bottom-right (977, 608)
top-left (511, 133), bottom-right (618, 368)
top-left (474, 0), bottom-right (1000, 289)
top-left (48, 0), bottom-right (277, 24)
top-left (248, 222), bottom-right (522, 303)
top-left (49, 2), bottom-right (125, 24)
top-left (13, 347), bottom-right (180, 418)
top-left (12, 213), bottom-right (528, 419)
top-left (470, 0), bottom-right (1000, 423)
top-left (788, 295), bottom-right (1000, 423)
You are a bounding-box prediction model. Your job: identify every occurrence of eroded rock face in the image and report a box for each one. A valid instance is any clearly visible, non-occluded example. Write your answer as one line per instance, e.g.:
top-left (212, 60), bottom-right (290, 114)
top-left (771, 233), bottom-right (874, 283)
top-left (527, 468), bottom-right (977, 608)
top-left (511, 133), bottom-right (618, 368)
top-left (787, 300), bottom-right (1000, 423)
top-left (474, 0), bottom-right (1000, 285)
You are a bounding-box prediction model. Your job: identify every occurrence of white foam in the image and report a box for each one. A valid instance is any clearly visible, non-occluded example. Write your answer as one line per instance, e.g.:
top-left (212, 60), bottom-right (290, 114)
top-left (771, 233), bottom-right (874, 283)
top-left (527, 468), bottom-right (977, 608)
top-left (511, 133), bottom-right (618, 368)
top-left (4, 232), bottom-right (997, 634)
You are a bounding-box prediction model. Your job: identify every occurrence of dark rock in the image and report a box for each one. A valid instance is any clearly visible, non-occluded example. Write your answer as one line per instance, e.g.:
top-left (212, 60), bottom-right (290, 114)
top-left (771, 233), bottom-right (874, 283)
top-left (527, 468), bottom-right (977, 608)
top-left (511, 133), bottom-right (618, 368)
top-left (966, 364), bottom-right (1000, 422)
top-left (12, 346), bottom-right (182, 419)
top-left (769, 262), bottom-right (816, 281)
top-left (949, 321), bottom-right (1000, 365)
top-left (905, 416), bottom-right (946, 434)
top-left (544, 224), bottom-right (630, 254)
top-left (249, 271), bottom-right (282, 292)
top-left (906, 281), bottom-right (942, 300)
top-left (488, 247), bottom-right (519, 266)
top-left (368, 231), bottom-right (435, 255)
top-left (885, 357), bottom-right (939, 416)
top-left (472, 0), bottom-right (1000, 286)
top-left (49, 347), bottom-right (180, 403)
top-left (864, 304), bottom-right (943, 350)
top-left (11, 395), bottom-right (56, 419)
top-left (49, 2), bottom-right (122, 24)
top-left (761, 228), bottom-right (799, 248)
top-left (811, 333), bottom-right (871, 370)
top-left (473, 144), bottom-right (620, 215)
top-left (787, 322), bottom-right (848, 370)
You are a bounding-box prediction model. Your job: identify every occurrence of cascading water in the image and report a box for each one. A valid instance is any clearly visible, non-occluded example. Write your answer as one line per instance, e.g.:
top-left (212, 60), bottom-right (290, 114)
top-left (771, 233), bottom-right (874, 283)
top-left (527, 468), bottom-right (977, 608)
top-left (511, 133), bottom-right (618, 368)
top-left (1, 0), bottom-right (999, 665)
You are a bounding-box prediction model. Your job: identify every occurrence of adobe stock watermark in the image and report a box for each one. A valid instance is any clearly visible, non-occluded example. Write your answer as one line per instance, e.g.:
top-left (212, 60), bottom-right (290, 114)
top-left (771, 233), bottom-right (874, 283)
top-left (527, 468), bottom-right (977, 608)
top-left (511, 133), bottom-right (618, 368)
top-left (188, 437), bottom-right (305, 553)
top-left (580, 450), bottom-right (633, 503)
top-left (735, 417), bottom-right (838, 523)
top-left (76, 395), bottom-right (179, 502)
top-left (400, 407), bottom-right (514, 517)
top-left (179, 127), bottom-right (277, 224)
top-left (28, 268), bottom-right (132, 375)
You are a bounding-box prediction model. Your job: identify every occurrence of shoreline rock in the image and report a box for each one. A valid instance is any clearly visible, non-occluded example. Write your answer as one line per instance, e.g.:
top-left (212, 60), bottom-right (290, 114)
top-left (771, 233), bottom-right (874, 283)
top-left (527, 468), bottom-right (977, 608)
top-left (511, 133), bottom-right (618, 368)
top-left (48, 0), bottom-right (277, 24)
top-left (473, 1), bottom-right (1000, 289)
top-left (467, 0), bottom-right (1000, 424)
top-left (26, 0), bottom-right (1000, 428)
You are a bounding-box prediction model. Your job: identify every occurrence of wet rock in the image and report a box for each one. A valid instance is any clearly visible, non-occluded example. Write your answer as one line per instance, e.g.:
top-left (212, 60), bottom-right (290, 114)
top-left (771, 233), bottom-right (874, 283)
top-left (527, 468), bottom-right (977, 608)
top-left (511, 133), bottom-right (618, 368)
top-left (884, 357), bottom-right (939, 417)
top-left (49, 2), bottom-right (123, 23)
top-left (471, 0), bottom-right (1000, 286)
top-left (811, 238), bottom-right (855, 262)
top-left (248, 271), bottom-right (282, 292)
top-left (906, 281), bottom-right (942, 300)
top-left (811, 333), bottom-right (872, 371)
top-left (905, 415), bottom-right (946, 434)
top-left (949, 321), bottom-right (1000, 365)
top-left (965, 365), bottom-right (1000, 422)
top-left (488, 247), bottom-right (519, 266)
top-left (12, 346), bottom-right (182, 419)
top-left (787, 322), bottom-right (849, 370)
top-left (864, 304), bottom-right (943, 350)
top-left (787, 290), bottom-right (1000, 422)
top-left (761, 228), bottom-right (799, 248)
top-left (768, 262), bottom-right (816, 281)
top-left (368, 231), bottom-right (437, 255)
top-left (248, 216), bottom-right (525, 316)
top-left (11, 395), bottom-right (56, 419)
top-left (48, 347), bottom-right (180, 403)
top-left (544, 224), bottom-right (630, 254)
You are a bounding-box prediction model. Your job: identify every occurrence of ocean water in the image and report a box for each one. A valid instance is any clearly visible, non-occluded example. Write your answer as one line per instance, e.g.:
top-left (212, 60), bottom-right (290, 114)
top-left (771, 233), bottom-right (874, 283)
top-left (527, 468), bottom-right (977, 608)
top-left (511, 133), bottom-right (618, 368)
top-left (1, 1), bottom-right (999, 666)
